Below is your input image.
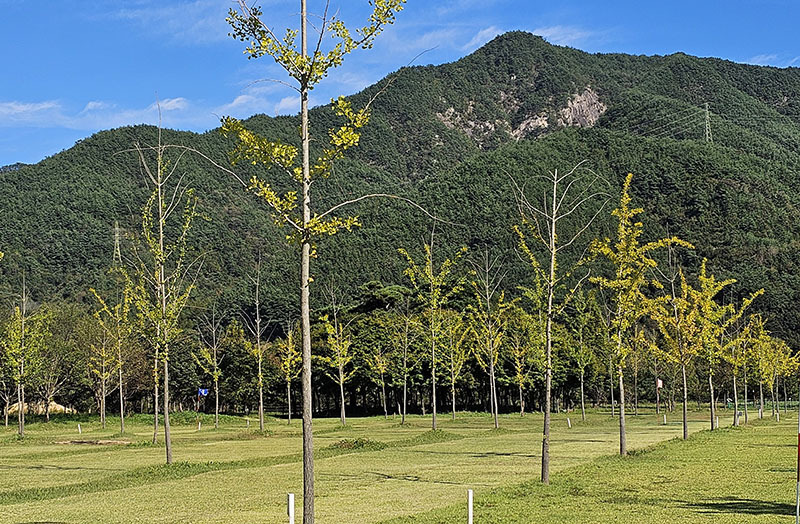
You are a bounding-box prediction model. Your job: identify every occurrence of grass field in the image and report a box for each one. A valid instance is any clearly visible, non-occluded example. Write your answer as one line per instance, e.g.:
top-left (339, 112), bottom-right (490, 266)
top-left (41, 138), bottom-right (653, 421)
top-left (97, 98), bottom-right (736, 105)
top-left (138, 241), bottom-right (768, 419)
top-left (0, 407), bottom-right (794, 523)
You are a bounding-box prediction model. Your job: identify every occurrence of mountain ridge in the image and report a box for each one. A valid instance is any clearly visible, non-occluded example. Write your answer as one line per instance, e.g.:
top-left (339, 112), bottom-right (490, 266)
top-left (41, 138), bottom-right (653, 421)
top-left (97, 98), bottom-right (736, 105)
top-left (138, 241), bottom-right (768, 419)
top-left (2, 31), bottom-right (800, 341)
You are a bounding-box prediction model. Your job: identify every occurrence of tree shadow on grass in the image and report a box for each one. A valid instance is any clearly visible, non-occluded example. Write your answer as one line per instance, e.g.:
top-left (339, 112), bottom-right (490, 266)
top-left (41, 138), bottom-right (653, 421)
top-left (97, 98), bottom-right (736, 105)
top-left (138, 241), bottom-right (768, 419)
top-left (680, 497), bottom-right (794, 516)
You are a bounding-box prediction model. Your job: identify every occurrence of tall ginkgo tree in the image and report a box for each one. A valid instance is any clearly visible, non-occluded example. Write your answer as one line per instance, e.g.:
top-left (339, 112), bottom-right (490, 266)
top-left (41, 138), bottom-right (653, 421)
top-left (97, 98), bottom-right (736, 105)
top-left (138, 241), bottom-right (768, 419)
top-left (514, 162), bottom-right (606, 482)
top-left (399, 238), bottom-right (466, 430)
top-left (692, 259), bottom-right (762, 430)
top-left (128, 130), bottom-right (200, 463)
top-left (592, 173), bottom-right (691, 455)
top-left (224, 3), bottom-right (405, 519)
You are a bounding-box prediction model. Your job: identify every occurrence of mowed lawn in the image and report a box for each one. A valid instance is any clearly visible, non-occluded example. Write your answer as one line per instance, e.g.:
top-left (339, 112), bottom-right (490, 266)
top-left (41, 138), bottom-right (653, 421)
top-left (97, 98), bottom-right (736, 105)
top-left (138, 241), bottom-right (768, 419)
top-left (0, 407), bottom-right (791, 523)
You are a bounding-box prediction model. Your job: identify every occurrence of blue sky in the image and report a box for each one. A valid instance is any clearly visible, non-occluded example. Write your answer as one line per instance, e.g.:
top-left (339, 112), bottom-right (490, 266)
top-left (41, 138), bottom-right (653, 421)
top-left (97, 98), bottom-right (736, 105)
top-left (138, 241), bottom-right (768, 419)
top-left (1, 0), bottom-right (799, 166)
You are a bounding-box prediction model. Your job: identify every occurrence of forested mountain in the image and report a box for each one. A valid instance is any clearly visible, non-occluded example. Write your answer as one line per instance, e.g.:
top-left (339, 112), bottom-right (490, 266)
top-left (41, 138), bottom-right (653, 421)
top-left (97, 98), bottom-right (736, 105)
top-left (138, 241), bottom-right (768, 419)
top-left (2, 31), bottom-right (800, 342)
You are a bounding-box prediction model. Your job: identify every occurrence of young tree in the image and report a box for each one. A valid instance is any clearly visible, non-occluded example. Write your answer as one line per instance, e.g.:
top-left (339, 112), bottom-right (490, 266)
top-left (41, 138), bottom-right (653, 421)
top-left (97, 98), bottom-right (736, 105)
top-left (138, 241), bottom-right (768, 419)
top-left (468, 250), bottom-right (508, 429)
top-left (273, 322), bottom-right (301, 424)
top-left (91, 283), bottom-right (133, 433)
top-left (441, 309), bottom-right (469, 420)
top-left (194, 308), bottom-right (228, 429)
top-left (87, 319), bottom-right (116, 429)
top-left (388, 298), bottom-right (423, 425)
top-left (36, 304), bottom-right (84, 422)
top-left (399, 238), bottom-right (466, 430)
top-left (567, 289), bottom-right (598, 422)
top-left (361, 316), bottom-right (393, 419)
top-left (514, 162), bottom-right (606, 481)
top-left (692, 259), bottom-right (762, 429)
top-left (319, 305), bottom-right (358, 427)
top-left (128, 129), bottom-right (200, 463)
top-left (225, 3), bottom-right (405, 518)
top-left (592, 173), bottom-right (690, 455)
top-left (241, 255), bottom-right (270, 431)
top-left (505, 303), bottom-right (544, 417)
top-left (2, 277), bottom-right (49, 437)
top-left (724, 314), bottom-right (756, 426)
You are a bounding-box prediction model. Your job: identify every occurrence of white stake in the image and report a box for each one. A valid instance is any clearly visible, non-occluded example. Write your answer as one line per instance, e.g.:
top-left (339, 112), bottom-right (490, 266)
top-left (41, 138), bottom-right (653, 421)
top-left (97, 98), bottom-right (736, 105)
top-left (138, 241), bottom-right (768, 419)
top-left (715, 415), bottom-right (719, 428)
top-left (467, 489), bottom-right (473, 524)
top-left (288, 493), bottom-right (295, 524)
top-left (198, 420), bottom-right (201, 431)
top-left (247, 419), bottom-right (250, 428)
top-left (663, 414), bottom-right (667, 425)
top-left (78, 423), bottom-right (82, 434)
top-left (796, 400), bottom-right (799, 524)
top-left (567, 417), bottom-right (572, 429)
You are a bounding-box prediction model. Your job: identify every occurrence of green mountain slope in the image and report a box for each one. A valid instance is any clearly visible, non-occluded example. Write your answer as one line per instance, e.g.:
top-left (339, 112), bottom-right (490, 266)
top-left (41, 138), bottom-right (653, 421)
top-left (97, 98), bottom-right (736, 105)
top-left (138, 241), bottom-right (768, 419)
top-left (2, 32), bottom-right (800, 340)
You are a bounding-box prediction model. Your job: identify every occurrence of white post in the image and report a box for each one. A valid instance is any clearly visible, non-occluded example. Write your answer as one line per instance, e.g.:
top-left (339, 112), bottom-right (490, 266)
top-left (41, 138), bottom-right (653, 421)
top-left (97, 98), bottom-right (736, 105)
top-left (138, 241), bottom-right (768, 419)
top-left (794, 403), bottom-right (800, 524)
top-left (715, 415), bottom-right (719, 428)
top-left (567, 417), bottom-right (571, 429)
top-left (198, 420), bottom-right (201, 431)
top-left (288, 493), bottom-right (295, 524)
top-left (467, 489), bottom-right (473, 524)
top-left (663, 414), bottom-right (667, 425)
top-left (247, 419), bottom-right (250, 428)
top-left (78, 423), bottom-right (82, 434)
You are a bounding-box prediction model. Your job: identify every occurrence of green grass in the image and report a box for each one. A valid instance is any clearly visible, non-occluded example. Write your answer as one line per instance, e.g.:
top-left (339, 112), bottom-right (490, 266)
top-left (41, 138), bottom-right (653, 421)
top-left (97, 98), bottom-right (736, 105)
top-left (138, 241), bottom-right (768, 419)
top-left (0, 407), bottom-right (792, 523)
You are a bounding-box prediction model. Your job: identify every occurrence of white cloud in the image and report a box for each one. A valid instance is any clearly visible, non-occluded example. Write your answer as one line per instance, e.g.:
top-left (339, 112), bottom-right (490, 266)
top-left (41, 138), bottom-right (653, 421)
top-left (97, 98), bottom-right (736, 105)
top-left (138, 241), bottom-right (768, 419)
top-left (150, 97), bottom-right (189, 112)
top-left (109, 0), bottom-right (232, 44)
top-left (274, 96), bottom-right (300, 116)
top-left (81, 101), bottom-right (113, 113)
top-left (461, 26), bottom-right (502, 51)
top-left (0, 101), bottom-right (60, 117)
top-left (530, 25), bottom-right (596, 46)
top-left (746, 53), bottom-right (779, 66)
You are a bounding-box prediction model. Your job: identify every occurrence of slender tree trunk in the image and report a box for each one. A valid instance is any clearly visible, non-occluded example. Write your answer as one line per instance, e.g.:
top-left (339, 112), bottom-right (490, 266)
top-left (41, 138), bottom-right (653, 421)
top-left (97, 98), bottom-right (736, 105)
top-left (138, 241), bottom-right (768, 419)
top-left (17, 381), bottom-right (24, 438)
top-left (759, 381), bottom-right (764, 419)
top-left (618, 364), bottom-right (626, 456)
top-left (708, 373), bottom-right (715, 430)
top-left (4, 397), bottom-right (8, 427)
top-left (431, 319), bottom-right (437, 431)
top-left (541, 313), bottom-right (553, 483)
top-left (45, 396), bottom-right (50, 422)
top-left (258, 356), bottom-right (264, 431)
top-left (682, 363), bottom-right (688, 440)
top-left (163, 358), bottom-right (172, 464)
top-left (339, 376), bottom-right (346, 426)
top-left (451, 382), bottom-right (456, 421)
top-left (119, 355), bottom-right (125, 434)
top-left (299, 2), bottom-right (315, 520)
top-left (152, 370), bottom-right (159, 444)
top-left (402, 371), bottom-right (407, 425)
top-left (519, 383), bottom-right (525, 417)
top-left (490, 361), bottom-right (498, 429)
top-left (381, 372), bottom-right (388, 419)
top-left (214, 377), bottom-right (219, 429)
top-left (744, 368), bottom-right (749, 423)
top-left (101, 377), bottom-right (107, 429)
top-left (654, 362), bottom-right (660, 415)
top-left (287, 379), bottom-right (292, 425)
top-left (609, 355), bottom-right (615, 417)
top-left (580, 370), bottom-right (586, 422)
top-left (634, 367), bottom-right (639, 416)
top-left (733, 374), bottom-right (739, 427)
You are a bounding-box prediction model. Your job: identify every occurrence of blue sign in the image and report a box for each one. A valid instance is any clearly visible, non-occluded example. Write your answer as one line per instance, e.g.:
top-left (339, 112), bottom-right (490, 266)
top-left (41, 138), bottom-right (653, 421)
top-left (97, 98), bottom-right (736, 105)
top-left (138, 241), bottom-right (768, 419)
top-left (198, 388), bottom-right (209, 397)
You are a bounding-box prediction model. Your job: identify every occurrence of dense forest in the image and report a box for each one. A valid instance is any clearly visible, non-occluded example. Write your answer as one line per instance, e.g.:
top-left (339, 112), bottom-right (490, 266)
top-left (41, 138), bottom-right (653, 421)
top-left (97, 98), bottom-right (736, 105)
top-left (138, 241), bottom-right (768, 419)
top-left (1, 31), bottom-right (799, 432)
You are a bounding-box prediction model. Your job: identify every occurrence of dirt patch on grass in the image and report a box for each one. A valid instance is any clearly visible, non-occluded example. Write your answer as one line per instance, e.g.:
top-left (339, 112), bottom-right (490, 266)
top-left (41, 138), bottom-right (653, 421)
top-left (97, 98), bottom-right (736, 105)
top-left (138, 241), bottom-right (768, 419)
top-left (54, 440), bottom-right (130, 446)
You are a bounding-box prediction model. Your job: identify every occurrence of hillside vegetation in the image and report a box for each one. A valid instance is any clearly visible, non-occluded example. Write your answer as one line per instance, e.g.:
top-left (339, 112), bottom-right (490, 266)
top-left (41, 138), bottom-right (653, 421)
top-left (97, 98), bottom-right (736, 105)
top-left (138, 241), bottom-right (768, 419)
top-left (2, 32), bottom-right (800, 340)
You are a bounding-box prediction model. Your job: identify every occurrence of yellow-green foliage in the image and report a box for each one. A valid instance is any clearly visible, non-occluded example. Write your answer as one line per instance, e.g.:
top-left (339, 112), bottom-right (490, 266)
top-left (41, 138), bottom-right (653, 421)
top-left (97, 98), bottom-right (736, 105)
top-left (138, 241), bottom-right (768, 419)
top-left (591, 173), bottom-right (692, 364)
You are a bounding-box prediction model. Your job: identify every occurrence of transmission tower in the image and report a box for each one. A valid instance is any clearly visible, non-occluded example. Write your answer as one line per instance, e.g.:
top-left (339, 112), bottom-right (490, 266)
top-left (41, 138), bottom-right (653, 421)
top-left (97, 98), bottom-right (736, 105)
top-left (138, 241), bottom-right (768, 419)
top-left (113, 220), bottom-right (122, 266)
top-left (704, 102), bottom-right (713, 143)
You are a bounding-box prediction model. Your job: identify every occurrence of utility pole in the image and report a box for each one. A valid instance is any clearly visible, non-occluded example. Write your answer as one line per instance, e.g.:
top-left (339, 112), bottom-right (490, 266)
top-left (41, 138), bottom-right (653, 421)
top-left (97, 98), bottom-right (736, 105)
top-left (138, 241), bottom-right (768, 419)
top-left (704, 102), bottom-right (713, 143)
